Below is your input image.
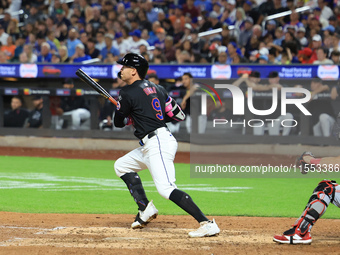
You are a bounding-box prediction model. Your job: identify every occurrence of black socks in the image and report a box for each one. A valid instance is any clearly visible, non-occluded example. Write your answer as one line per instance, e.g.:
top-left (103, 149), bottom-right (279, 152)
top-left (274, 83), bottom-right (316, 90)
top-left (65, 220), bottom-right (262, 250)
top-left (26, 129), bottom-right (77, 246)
top-left (169, 189), bottom-right (208, 223)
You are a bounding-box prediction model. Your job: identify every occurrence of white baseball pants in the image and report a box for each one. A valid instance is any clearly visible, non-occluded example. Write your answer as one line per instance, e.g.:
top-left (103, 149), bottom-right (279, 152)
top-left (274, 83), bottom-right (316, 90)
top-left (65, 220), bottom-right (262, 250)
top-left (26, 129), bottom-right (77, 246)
top-left (332, 185), bottom-right (340, 208)
top-left (313, 113), bottom-right (335, 137)
top-left (114, 127), bottom-right (178, 199)
top-left (62, 108), bottom-right (91, 130)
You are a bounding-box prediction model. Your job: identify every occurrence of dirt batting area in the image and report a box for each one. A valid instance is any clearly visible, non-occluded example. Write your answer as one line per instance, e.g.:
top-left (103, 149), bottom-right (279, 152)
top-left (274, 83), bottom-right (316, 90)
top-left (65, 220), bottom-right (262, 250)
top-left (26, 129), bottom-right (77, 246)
top-left (0, 147), bottom-right (340, 255)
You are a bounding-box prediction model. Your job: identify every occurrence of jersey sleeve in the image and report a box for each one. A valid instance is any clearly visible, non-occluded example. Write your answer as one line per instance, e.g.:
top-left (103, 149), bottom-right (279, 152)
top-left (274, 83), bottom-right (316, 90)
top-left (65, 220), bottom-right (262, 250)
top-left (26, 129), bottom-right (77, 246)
top-left (116, 89), bottom-right (131, 117)
top-left (114, 89), bottom-right (131, 127)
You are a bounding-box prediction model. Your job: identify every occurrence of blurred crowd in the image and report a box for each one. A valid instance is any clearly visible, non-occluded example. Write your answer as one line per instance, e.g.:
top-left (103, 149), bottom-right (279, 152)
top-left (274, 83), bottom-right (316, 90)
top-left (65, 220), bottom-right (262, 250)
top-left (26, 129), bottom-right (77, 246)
top-left (2, 0), bottom-right (340, 138)
top-left (0, 0), bottom-right (338, 64)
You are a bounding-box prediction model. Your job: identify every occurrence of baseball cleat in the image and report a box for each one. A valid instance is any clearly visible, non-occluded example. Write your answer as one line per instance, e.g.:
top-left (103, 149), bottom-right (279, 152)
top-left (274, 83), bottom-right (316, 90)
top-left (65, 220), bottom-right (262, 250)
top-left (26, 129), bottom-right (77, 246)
top-left (188, 219), bottom-right (220, 238)
top-left (273, 232), bottom-right (312, 244)
top-left (131, 200), bottom-right (158, 229)
top-left (273, 227), bottom-right (312, 244)
top-left (296, 151), bottom-right (315, 174)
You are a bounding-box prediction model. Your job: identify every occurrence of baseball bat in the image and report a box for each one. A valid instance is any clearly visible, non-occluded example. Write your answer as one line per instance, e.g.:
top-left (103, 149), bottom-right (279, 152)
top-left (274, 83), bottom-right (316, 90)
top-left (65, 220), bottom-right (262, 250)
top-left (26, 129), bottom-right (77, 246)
top-left (75, 68), bottom-right (117, 106)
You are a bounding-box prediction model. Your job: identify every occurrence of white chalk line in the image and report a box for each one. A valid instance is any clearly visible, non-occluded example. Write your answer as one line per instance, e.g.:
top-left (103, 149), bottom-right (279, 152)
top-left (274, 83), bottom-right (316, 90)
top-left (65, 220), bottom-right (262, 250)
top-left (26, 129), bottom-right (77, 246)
top-left (0, 173), bottom-right (252, 193)
top-left (0, 225), bottom-right (51, 247)
top-left (0, 225), bottom-right (51, 231)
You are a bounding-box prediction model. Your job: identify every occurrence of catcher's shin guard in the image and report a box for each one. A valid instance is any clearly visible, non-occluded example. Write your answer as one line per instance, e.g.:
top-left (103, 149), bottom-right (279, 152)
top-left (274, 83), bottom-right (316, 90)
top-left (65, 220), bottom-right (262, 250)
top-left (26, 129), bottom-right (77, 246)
top-left (291, 180), bottom-right (337, 235)
top-left (121, 173), bottom-right (149, 211)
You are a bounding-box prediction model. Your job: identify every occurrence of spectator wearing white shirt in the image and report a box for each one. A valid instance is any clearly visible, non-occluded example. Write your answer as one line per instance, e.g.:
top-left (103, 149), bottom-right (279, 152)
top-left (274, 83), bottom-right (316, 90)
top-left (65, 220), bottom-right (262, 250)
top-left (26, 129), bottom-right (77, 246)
top-left (127, 29), bottom-right (150, 54)
top-left (227, 0), bottom-right (237, 24)
top-left (95, 31), bottom-right (106, 51)
top-left (332, 33), bottom-right (340, 53)
top-left (330, 50), bottom-right (340, 64)
top-left (7, 0), bottom-right (21, 21)
top-left (0, 24), bottom-right (9, 46)
top-left (216, 46), bottom-right (228, 64)
top-left (23, 44), bottom-right (38, 63)
top-left (318, 0), bottom-right (333, 20)
top-left (296, 27), bottom-right (308, 47)
top-left (112, 32), bottom-right (129, 57)
top-left (313, 47), bottom-right (334, 64)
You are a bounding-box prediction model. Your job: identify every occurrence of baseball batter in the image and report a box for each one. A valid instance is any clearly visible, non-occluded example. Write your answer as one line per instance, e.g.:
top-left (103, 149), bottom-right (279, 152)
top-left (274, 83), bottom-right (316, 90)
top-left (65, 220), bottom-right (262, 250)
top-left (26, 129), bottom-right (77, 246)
top-left (273, 151), bottom-right (340, 244)
top-left (113, 53), bottom-right (220, 237)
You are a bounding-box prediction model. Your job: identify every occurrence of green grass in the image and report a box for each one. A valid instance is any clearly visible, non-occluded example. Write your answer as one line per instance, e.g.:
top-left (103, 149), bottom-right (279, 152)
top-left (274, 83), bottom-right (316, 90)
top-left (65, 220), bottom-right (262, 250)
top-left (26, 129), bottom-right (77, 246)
top-left (0, 156), bottom-right (339, 218)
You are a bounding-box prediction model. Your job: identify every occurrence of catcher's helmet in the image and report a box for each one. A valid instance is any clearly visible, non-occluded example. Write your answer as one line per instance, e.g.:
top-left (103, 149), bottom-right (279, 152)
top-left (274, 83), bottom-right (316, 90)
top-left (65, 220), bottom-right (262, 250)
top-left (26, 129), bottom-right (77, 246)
top-left (117, 53), bottom-right (149, 79)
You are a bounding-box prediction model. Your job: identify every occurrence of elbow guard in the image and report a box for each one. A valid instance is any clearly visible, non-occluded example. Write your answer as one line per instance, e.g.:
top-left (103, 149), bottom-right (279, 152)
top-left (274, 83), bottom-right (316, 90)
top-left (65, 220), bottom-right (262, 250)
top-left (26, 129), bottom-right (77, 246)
top-left (165, 97), bottom-right (186, 121)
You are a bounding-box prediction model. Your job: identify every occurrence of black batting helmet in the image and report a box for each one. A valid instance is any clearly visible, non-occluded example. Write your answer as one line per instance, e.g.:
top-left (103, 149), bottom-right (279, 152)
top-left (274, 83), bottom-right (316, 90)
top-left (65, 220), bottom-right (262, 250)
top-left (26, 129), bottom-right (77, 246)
top-left (117, 53), bottom-right (149, 79)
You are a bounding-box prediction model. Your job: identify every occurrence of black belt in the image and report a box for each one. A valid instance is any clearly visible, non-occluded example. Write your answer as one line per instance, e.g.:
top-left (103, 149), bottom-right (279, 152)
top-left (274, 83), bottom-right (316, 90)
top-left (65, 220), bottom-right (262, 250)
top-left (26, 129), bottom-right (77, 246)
top-left (139, 130), bottom-right (158, 146)
top-left (139, 127), bottom-right (170, 146)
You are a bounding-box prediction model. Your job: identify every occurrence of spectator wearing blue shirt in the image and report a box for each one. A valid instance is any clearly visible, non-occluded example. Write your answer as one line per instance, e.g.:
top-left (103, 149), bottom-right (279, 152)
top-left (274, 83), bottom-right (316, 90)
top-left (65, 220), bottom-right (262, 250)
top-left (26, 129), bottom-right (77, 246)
top-left (71, 43), bottom-right (92, 63)
top-left (99, 33), bottom-right (120, 62)
top-left (144, 0), bottom-right (159, 23)
top-left (227, 42), bottom-right (240, 64)
top-left (13, 34), bottom-right (26, 62)
top-left (273, 27), bottom-right (284, 46)
top-left (36, 32), bottom-right (58, 54)
top-left (258, 54), bottom-right (269, 64)
top-left (194, 0), bottom-right (213, 13)
top-left (67, 28), bottom-right (82, 59)
top-left (238, 17), bottom-right (254, 48)
top-left (121, 0), bottom-right (131, 9)
top-left (37, 42), bottom-right (52, 63)
top-left (153, 27), bottom-right (166, 49)
top-left (146, 21), bottom-right (161, 46)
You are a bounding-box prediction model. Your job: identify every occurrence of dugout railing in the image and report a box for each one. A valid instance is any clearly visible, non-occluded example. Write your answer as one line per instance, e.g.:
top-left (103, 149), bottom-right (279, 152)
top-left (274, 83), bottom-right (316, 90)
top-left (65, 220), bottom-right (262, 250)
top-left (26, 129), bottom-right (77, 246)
top-left (0, 86), bottom-right (190, 142)
top-left (0, 82), bottom-right (339, 146)
top-left (0, 62), bottom-right (339, 146)
top-left (189, 77), bottom-right (340, 146)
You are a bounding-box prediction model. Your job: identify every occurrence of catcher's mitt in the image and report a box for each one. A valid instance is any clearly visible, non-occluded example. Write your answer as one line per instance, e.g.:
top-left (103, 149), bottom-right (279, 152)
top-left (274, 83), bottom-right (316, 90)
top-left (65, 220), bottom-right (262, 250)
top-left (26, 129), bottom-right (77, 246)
top-left (296, 151), bottom-right (315, 174)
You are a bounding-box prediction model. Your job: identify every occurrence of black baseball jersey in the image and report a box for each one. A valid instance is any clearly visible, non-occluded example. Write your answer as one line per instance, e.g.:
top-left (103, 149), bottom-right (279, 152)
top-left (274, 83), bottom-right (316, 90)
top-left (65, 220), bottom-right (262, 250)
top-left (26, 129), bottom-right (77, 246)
top-left (114, 80), bottom-right (169, 139)
top-left (4, 108), bottom-right (29, 127)
top-left (307, 96), bottom-right (335, 126)
top-left (27, 108), bottom-right (42, 128)
top-left (60, 96), bottom-right (88, 113)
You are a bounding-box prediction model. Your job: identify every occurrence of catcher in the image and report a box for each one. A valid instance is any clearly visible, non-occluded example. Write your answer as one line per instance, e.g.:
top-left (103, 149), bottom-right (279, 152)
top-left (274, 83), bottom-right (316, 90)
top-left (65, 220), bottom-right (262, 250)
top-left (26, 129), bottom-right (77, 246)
top-left (273, 151), bottom-right (340, 244)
